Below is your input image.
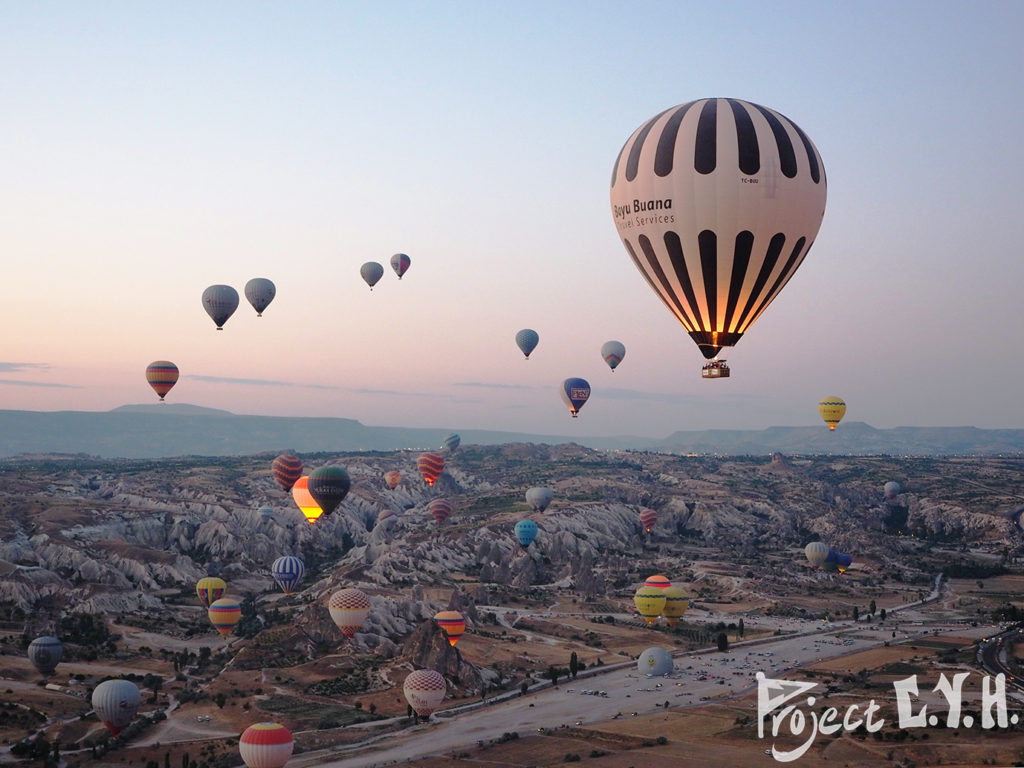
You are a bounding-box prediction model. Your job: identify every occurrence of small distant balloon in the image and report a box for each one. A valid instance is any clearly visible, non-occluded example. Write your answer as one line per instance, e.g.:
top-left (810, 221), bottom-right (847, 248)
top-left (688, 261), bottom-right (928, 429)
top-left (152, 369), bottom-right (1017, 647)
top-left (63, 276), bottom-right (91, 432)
top-left (258, 506), bottom-right (275, 521)
top-left (328, 588), bottom-right (371, 638)
top-left (209, 597), bottom-right (241, 638)
top-left (434, 610), bottom-right (465, 646)
top-left (560, 378), bottom-right (591, 418)
top-left (272, 453), bottom-right (303, 493)
top-left (639, 508), bottom-right (658, 533)
top-left (271, 556), bottom-right (305, 595)
top-left (202, 284), bottom-right (239, 330)
top-left (884, 481), bottom-right (901, 500)
top-left (417, 452), bottom-right (445, 487)
top-left (291, 476), bottom-right (322, 525)
top-left (244, 278), bottom-right (276, 317)
top-left (307, 465), bottom-right (351, 517)
top-left (514, 519), bottom-right (538, 549)
top-left (601, 340), bottom-right (626, 372)
top-left (27, 636), bottom-right (63, 676)
top-left (428, 498), bottom-right (452, 525)
top-left (145, 361), bottom-right (179, 401)
top-left (515, 329), bottom-right (539, 359)
top-left (361, 261), bottom-right (385, 290)
top-left (804, 541), bottom-right (829, 568)
top-left (442, 433), bottom-right (461, 453)
top-left (196, 576), bottom-right (227, 608)
top-left (644, 574), bottom-right (671, 590)
top-left (92, 679), bottom-right (141, 736)
top-left (818, 396), bottom-right (846, 430)
top-left (239, 722), bottom-right (294, 768)
top-left (404, 669), bottom-right (446, 718)
top-left (390, 253), bottom-right (411, 279)
top-left (384, 470), bottom-right (402, 489)
top-left (525, 487), bottom-right (553, 513)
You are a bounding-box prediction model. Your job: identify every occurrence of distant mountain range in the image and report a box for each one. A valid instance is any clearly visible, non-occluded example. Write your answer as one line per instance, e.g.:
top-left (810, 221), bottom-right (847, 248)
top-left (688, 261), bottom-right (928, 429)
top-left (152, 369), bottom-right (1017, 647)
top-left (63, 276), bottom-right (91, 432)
top-left (0, 405), bottom-right (1021, 458)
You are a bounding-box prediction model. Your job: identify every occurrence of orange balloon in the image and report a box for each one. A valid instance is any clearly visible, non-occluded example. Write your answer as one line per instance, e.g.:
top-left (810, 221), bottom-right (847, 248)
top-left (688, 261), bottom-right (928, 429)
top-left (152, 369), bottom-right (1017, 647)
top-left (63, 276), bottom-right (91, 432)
top-left (291, 476), bottom-right (322, 525)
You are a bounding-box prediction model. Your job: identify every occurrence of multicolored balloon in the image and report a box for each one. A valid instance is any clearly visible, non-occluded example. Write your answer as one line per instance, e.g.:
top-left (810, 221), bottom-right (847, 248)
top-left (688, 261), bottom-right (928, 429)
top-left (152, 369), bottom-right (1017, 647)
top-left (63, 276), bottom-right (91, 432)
top-left (644, 574), bottom-right (671, 590)
top-left (307, 465), bottom-right (351, 517)
top-left (804, 541), bottom-right (829, 568)
top-left (92, 679), bottom-right (141, 736)
top-left (818, 396), bottom-right (846, 431)
top-left (291, 476), bottom-right (322, 525)
top-left (560, 378), bottom-right (591, 418)
top-left (360, 261), bottom-right (384, 290)
top-left (515, 328), bottom-right (539, 359)
top-left (384, 470), bottom-right (402, 489)
top-left (239, 722), bottom-right (294, 768)
top-left (145, 361), bottom-right (179, 401)
top-left (428, 498), bottom-right (452, 525)
top-left (610, 98), bottom-right (827, 370)
top-left (417, 452), bottom-right (445, 487)
top-left (514, 519), bottom-right (538, 549)
top-left (27, 636), bottom-right (63, 676)
top-left (390, 253), bottom-right (411, 279)
top-left (434, 611), bottom-right (465, 646)
top-left (272, 453), bottom-right (303, 493)
top-left (526, 487), bottom-right (553, 513)
top-left (601, 340), bottom-right (626, 371)
top-left (442, 433), bottom-right (461, 453)
top-left (639, 508), bottom-right (658, 533)
top-left (404, 669), bottom-right (446, 718)
top-left (271, 556), bottom-right (305, 595)
top-left (209, 597), bottom-right (242, 638)
top-left (244, 278), bottom-right (276, 317)
top-left (633, 585), bottom-right (667, 626)
top-left (202, 284), bottom-right (240, 330)
top-left (328, 588), bottom-right (371, 638)
top-left (196, 576), bottom-right (227, 608)
top-left (661, 586), bottom-right (690, 628)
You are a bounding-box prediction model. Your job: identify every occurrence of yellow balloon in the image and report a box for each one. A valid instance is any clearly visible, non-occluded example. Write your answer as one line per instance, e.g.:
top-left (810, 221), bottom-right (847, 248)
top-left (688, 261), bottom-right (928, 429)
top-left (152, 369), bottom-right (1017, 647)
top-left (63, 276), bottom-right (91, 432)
top-left (661, 586), bottom-right (690, 628)
top-left (633, 585), bottom-right (667, 626)
top-left (818, 396), bottom-right (846, 431)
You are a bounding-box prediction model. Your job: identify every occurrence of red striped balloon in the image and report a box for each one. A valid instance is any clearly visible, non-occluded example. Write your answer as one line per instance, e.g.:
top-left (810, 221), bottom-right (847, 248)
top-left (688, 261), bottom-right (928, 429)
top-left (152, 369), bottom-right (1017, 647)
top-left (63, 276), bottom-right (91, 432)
top-left (639, 508), bottom-right (658, 533)
top-left (239, 722), bottom-right (293, 768)
top-left (417, 452), bottom-right (445, 487)
top-left (434, 610), bottom-right (465, 646)
top-left (644, 574), bottom-right (671, 590)
top-left (208, 597), bottom-right (241, 638)
top-left (428, 498), bottom-right (451, 525)
top-left (404, 669), bottom-right (446, 717)
top-left (145, 361), bottom-right (179, 401)
top-left (328, 588), bottom-right (371, 638)
top-left (272, 453), bottom-right (303, 493)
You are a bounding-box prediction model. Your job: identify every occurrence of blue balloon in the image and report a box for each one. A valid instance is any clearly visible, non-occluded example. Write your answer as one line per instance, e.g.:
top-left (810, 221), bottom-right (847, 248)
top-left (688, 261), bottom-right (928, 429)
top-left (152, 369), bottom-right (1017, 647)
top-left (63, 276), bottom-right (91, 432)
top-left (515, 329), bottom-right (539, 359)
top-left (515, 519), bottom-right (538, 549)
top-left (271, 555), bottom-right (305, 595)
top-left (560, 377), bottom-right (591, 417)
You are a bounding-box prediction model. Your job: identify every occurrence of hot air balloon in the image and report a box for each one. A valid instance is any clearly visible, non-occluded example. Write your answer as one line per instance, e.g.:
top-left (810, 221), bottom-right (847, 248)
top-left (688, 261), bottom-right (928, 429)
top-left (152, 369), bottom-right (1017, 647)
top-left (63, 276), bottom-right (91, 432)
top-left (390, 253), bottom-right (411, 279)
top-left (258, 506), bottom-right (275, 521)
top-left (92, 679), bottom-right (141, 736)
top-left (610, 98), bottom-right (827, 374)
top-left (239, 722), bottom-right (294, 768)
top-left (633, 585), bottom-right (667, 626)
top-left (360, 261), bottom-right (384, 290)
top-left (307, 465), bottom-right (351, 517)
top-left (209, 597), bottom-right (241, 638)
top-left (884, 481), bottom-right (901, 500)
top-left (202, 284), bottom-right (240, 330)
top-left (526, 487), bottom-right (553, 513)
top-left (637, 647), bottom-right (673, 676)
top-left (244, 278), bottom-right (276, 317)
top-left (639, 508), bottom-right (658, 533)
top-left (384, 470), bottom-right (402, 489)
top-left (836, 553), bottom-right (853, 574)
top-left (271, 556), bottom-right (305, 595)
top-left (291, 476), bottom-right (322, 525)
top-left (442, 433), bottom-right (461, 453)
top-left (560, 378), bottom-right (591, 418)
top-left (661, 586), bottom-right (690, 628)
top-left (417, 452), bottom-right (445, 487)
top-left (515, 329), bottom-right (539, 359)
top-left (601, 340), bottom-right (626, 372)
top-left (804, 541), bottom-right (829, 568)
top-left (644, 574), bottom-right (671, 590)
top-left (514, 519), bottom-right (538, 549)
top-left (27, 636), bottom-right (62, 676)
top-left (428, 498), bottom-right (452, 525)
top-left (196, 577), bottom-right (227, 608)
top-left (404, 669), bottom-right (446, 718)
top-left (272, 453), bottom-right (303, 493)
top-left (434, 611), bottom-right (465, 646)
top-left (328, 588), bottom-right (371, 638)
top-left (145, 361), bottom-right (179, 401)
top-left (378, 507), bottom-right (400, 526)
top-left (818, 396), bottom-right (846, 430)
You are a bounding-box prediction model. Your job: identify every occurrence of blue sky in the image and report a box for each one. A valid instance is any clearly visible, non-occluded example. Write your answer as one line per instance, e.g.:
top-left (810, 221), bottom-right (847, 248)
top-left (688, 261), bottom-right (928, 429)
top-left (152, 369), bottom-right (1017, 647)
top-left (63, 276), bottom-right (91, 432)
top-left (1, 1), bottom-right (1022, 436)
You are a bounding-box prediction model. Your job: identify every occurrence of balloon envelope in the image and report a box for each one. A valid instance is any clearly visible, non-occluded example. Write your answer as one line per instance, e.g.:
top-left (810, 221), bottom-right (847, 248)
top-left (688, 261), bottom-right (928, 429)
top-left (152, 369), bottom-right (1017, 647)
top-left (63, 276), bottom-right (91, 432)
top-left (196, 577), bottom-right (227, 608)
top-left (639, 508), bottom-right (658, 533)
top-left (404, 669), bottom-right (446, 717)
top-left (637, 647), bottom-right (673, 676)
top-left (328, 588), bottom-right (371, 638)
top-left (145, 361), bottom-right (179, 401)
top-left (307, 465), bottom-right (351, 516)
top-left (804, 541), bottom-right (829, 568)
top-left (428, 498), bottom-right (452, 525)
top-left (417, 452), bottom-right (445, 486)
top-left (239, 722), bottom-right (294, 768)
top-left (515, 328), bottom-right (539, 359)
top-left (610, 98), bottom-right (827, 362)
top-left (633, 585), bottom-right (667, 626)
top-left (272, 453), bottom-right (303, 493)
top-left (601, 340), bottom-right (626, 371)
top-left (244, 278), bottom-right (276, 316)
top-left (384, 470), bottom-right (402, 489)
top-left (644, 574), bottom-right (671, 590)
top-left (442, 433), bottom-right (461, 453)
top-left (271, 556), bottom-right (305, 595)
top-left (515, 519), bottom-right (538, 548)
top-left (884, 481), bottom-right (901, 500)
top-left (434, 610), bottom-right (465, 646)
top-left (526, 487), bottom-right (553, 513)
top-left (360, 261), bottom-right (384, 289)
top-left (28, 636), bottom-right (63, 676)
top-left (209, 597), bottom-right (241, 638)
top-left (202, 284), bottom-right (240, 329)
top-left (560, 378), bottom-right (591, 417)
top-left (291, 476), bottom-right (322, 525)
top-left (390, 253), bottom-right (411, 279)
top-left (818, 397), bottom-right (846, 430)
top-left (662, 586), bottom-right (690, 627)
top-left (92, 679), bottom-right (141, 735)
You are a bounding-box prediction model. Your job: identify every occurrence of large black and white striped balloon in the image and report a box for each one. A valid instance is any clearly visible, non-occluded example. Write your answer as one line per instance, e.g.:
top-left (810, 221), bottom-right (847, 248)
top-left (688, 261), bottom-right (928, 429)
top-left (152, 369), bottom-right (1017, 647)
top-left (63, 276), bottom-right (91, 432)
top-left (610, 98), bottom-right (826, 361)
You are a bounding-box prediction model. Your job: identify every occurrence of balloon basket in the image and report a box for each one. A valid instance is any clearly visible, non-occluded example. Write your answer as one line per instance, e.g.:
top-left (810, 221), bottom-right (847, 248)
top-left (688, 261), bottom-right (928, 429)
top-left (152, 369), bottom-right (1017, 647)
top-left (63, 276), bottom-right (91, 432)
top-left (701, 361), bottom-right (730, 378)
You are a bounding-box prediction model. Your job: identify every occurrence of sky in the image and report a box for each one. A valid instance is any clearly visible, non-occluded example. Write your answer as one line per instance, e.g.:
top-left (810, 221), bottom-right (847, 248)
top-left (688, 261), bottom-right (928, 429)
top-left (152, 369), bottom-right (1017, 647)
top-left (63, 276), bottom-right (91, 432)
top-left (1, 1), bottom-right (1022, 438)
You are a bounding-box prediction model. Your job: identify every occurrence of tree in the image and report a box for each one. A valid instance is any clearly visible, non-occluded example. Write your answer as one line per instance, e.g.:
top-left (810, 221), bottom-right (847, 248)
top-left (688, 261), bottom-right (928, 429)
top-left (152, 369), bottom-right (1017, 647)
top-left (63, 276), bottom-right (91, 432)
top-left (520, 681), bottom-right (529, 696)
top-left (569, 652), bottom-right (579, 679)
top-left (869, 600), bottom-right (877, 615)
top-left (548, 666), bottom-right (559, 687)
top-left (716, 632), bottom-right (729, 652)
top-left (182, 752), bottom-right (190, 768)
top-left (853, 607), bottom-right (860, 621)
top-left (880, 608), bottom-right (887, 620)
top-left (214, 692), bottom-right (226, 709)
top-left (738, 618), bottom-right (744, 637)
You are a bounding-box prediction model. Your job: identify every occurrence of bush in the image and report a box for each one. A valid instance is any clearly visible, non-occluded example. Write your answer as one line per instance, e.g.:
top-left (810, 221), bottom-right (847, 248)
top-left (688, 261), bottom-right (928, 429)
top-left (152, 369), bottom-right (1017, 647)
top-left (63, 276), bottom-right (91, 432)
top-left (564, 755), bottom-right (580, 763)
